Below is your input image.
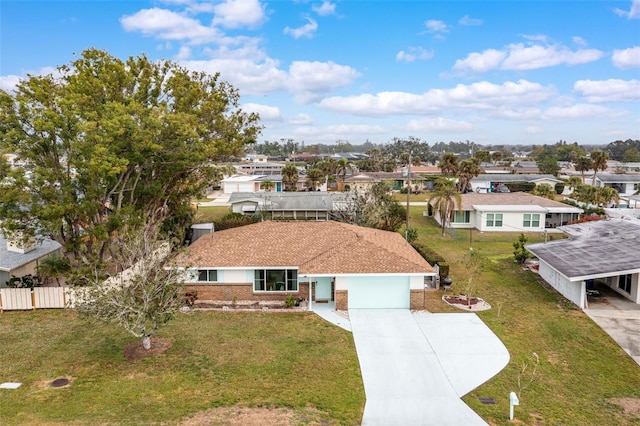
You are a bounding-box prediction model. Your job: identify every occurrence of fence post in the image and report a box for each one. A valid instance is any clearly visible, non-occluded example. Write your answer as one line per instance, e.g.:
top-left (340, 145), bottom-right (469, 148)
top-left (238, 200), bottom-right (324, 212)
top-left (31, 289), bottom-right (36, 310)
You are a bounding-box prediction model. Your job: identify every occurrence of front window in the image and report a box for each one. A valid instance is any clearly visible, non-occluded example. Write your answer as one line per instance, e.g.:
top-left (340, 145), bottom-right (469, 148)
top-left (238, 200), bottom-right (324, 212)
top-left (454, 210), bottom-right (470, 223)
top-left (523, 213), bottom-right (540, 227)
top-left (486, 213), bottom-right (503, 227)
top-left (619, 274), bottom-right (632, 293)
top-left (197, 269), bottom-right (217, 282)
top-left (254, 269), bottom-right (298, 292)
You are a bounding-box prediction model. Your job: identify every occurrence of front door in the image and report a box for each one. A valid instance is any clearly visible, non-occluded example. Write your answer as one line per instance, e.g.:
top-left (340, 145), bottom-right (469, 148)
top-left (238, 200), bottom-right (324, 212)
top-left (315, 277), bottom-right (332, 301)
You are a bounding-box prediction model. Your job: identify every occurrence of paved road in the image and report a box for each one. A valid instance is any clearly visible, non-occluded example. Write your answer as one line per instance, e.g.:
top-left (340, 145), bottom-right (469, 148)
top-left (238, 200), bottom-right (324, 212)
top-left (349, 310), bottom-right (510, 426)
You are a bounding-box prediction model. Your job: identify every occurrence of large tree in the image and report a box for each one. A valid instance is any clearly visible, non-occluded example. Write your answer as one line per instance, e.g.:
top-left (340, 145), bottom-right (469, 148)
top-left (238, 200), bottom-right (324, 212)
top-left (281, 163), bottom-right (299, 191)
top-left (574, 156), bottom-right (593, 183)
top-left (0, 49), bottom-right (261, 277)
top-left (332, 182), bottom-right (406, 232)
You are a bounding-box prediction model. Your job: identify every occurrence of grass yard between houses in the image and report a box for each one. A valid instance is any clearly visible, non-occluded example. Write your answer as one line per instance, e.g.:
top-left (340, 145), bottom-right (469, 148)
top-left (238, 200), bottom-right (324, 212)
top-left (0, 311), bottom-right (364, 425)
top-left (411, 206), bottom-right (640, 425)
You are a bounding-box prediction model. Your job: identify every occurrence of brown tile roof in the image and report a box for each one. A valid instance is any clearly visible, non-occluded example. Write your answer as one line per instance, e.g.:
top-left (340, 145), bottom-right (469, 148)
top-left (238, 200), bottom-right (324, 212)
top-left (459, 192), bottom-right (572, 210)
top-left (173, 220), bottom-right (434, 275)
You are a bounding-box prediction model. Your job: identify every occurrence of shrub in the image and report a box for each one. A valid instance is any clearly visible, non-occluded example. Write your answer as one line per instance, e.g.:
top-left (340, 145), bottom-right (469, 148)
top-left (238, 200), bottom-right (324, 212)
top-left (284, 294), bottom-right (296, 308)
top-left (214, 212), bottom-right (260, 231)
top-left (504, 182), bottom-right (536, 192)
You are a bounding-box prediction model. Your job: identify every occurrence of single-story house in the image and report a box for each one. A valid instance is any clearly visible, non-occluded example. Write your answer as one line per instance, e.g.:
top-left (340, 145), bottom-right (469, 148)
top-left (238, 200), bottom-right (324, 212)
top-left (0, 233), bottom-right (62, 287)
top-left (228, 192), bottom-right (349, 219)
top-left (429, 192), bottom-right (583, 232)
top-left (171, 220), bottom-right (436, 310)
top-left (470, 174), bottom-right (562, 193)
top-left (587, 173), bottom-right (640, 197)
top-left (222, 174), bottom-right (313, 194)
top-left (345, 171), bottom-right (425, 192)
top-left (526, 219), bottom-right (640, 309)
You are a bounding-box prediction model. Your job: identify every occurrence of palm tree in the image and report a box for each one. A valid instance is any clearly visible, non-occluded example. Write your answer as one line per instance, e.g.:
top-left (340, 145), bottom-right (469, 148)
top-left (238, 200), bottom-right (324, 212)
top-left (532, 183), bottom-right (556, 199)
top-left (574, 156), bottom-right (592, 184)
top-left (438, 153), bottom-right (459, 177)
top-left (305, 168), bottom-right (324, 191)
top-left (335, 157), bottom-right (355, 191)
top-left (491, 151), bottom-right (503, 166)
top-left (456, 158), bottom-right (481, 193)
top-left (428, 179), bottom-right (462, 236)
top-left (590, 151), bottom-right (609, 186)
top-left (37, 253), bottom-right (70, 286)
top-left (598, 186), bottom-right (620, 207)
top-left (260, 179), bottom-right (275, 192)
top-left (566, 176), bottom-right (583, 194)
top-left (281, 164), bottom-right (299, 191)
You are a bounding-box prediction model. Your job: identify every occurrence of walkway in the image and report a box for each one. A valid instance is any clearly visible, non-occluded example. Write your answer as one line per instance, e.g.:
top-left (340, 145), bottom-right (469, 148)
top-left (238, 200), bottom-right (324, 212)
top-left (349, 309), bottom-right (510, 426)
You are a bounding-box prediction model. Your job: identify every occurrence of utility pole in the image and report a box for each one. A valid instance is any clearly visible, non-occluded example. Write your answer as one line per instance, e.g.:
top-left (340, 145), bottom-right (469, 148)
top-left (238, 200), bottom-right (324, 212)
top-left (405, 151), bottom-right (411, 242)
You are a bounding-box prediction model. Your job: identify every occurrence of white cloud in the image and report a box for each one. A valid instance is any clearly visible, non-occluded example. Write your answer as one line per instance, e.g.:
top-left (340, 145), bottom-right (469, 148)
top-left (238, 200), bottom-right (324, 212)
top-left (212, 0), bottom-right (267, 29)
top-left (572, 36), bottom-right (587, 47)
top-left (288, 60), bottom-right (360, 102)
top-left (501, 43), bottom-right (603, 70)
top-left (284, 17), bottom-right (318, 39)
top-left (612, 46), bottom-right (640, 69)
top-left (312, 1), bottom-right (336, 16)
top-left (614, 0), bottom-right (640, 19)
top-left (453, 49), bottom-right (506, 73)
top-left (542, 104), bottom-right (612, 120)
top-left (396, 47), bottom-right (434, 62)
top-left (325, 124), bottom-right (386, 134)
top-left (458, 15), bottom-right (483, 26)
top-left (453, 42), bottom-right (603, 74)
top-left (574, 79), bottom-right (640, 102)
top-left (425, 19), bottom-right (448, 33)
top-left (175, 45), bottom-right (192, 60)
top-left (120, 8), bottom-right (221, 43)
top-left (318, 80), bottom-right (554, 116)
top-left (181, 57), bottom-right (288, 95)
top-left (241, 103), bottom-right (283, 121)
top-left (406, 117), bottom-right (473, 133)
top-left (0, 75), bottom-right (22, 92)
top-left (289, 113), bottom-right (313, 125)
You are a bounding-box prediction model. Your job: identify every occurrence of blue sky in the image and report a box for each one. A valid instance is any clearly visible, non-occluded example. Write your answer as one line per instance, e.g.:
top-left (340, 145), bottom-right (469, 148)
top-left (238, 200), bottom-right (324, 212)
top-left (1, 0), bottom-right (639, 146)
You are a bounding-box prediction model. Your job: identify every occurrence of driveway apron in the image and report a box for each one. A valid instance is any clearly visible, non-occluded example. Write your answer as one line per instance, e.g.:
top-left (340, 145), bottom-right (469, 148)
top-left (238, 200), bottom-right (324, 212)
top-left (349, 309), bottom-right (509, 426)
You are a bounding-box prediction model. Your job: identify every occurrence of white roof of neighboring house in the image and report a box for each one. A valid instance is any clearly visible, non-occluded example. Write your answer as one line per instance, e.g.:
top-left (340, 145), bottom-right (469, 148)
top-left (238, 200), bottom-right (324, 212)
top-left (228, 192), bottom-right (349, 211)
top-left (472, 174), bottom-right (561, 183)
top-left (526, 219), bottom-right (640, 280)
top-left (594, 173), bottom-right (640, 183)
top-left (0, 235), bottom-right (62, 272)
top-left (458, 192), bottom-right (583, 213)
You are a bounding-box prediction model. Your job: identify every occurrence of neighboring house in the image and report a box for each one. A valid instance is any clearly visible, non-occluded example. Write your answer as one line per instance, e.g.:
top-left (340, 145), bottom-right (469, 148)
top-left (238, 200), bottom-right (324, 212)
top-left (345, 172), bottom-right (425, 192)
top-left (221, 175), bottom-right (264, 194)
top-left (587, 173), bottom-right (640, 197)
top-left (470, 174), bottom-right (562, 193)
top-left (430, 192), bottom-right (583, 232)
top-left (0, 233), bottom-right (62, 287)
top-left (526, 219), bottom-right (640, 309)
top-left (172, 221), bottom-right (436, 310)
top-left (228, 192), bottom-right (349, 219)
top-left (235, 162), bottom-right (285, 176)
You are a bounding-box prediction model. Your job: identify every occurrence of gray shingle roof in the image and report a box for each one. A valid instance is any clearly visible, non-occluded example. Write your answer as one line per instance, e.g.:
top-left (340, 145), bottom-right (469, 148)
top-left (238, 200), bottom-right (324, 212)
top-left (595, 173), bottom-right (640, 183)
top-left (0, 235), bottom-right (62, 272)
top-left (526, 219), bottom-right (640, 280)
top-left (472, 174), bottom-right (561, 183)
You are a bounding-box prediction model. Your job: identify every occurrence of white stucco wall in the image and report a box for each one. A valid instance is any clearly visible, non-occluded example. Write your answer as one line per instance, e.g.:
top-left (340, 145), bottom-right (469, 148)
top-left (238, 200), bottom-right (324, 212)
top-left (474, 210), bottom-right (545, 233)
top-left (538, 260), bottom-right (585, 308)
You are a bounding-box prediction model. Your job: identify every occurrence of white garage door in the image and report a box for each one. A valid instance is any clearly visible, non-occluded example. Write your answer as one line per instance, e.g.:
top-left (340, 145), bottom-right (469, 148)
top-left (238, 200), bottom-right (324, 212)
top-left (348, 276), bottom-right (410, 309)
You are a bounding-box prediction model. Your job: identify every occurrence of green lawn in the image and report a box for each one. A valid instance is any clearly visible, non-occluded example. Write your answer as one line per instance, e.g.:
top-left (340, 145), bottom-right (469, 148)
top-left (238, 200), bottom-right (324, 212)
top-left (193, 205), bottom-right (231, 224)
top-left (0, 311), bottom-right (364, 425)
top-left (411, 207), bottom-right (640, 425)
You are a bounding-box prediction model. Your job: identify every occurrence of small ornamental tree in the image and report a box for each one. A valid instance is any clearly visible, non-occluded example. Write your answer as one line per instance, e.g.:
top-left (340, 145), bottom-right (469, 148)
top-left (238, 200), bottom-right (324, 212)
top-left (513, 233), bottom-right (531, 264)
top-left (74, 230), bottom-right (186, 350)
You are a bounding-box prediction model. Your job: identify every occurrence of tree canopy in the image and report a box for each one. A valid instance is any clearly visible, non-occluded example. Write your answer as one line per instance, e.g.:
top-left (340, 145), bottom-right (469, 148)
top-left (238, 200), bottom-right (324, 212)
top-left (0, 49), bottom-right (261, 277)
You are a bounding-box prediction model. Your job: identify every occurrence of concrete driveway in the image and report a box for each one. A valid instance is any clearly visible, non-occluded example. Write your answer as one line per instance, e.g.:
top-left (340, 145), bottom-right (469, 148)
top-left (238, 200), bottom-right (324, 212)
top-left (349, 309), bottom-right (510, 426)
top-left (584, 286), bottom-right (640, 366)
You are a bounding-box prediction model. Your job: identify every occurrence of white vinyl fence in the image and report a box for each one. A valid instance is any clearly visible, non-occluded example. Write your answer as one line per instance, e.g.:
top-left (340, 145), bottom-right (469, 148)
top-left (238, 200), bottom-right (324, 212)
top-left (0, 287), bottom-right (72, 311)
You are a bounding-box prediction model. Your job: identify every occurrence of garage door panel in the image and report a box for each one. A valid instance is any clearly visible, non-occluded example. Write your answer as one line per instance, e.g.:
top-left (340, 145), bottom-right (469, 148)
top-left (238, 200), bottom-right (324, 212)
top-left (348, 276), bottom-right (409, 309)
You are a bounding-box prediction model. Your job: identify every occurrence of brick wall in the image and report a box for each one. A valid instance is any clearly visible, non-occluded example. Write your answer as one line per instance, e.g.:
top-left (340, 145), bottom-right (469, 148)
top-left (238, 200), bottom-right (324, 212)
top-left (185, 282), bottom-right (310, 302)
top-left (335, 290), bottom-right (348, 310)
top-left (410, 289), bottom-right (425, 310)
